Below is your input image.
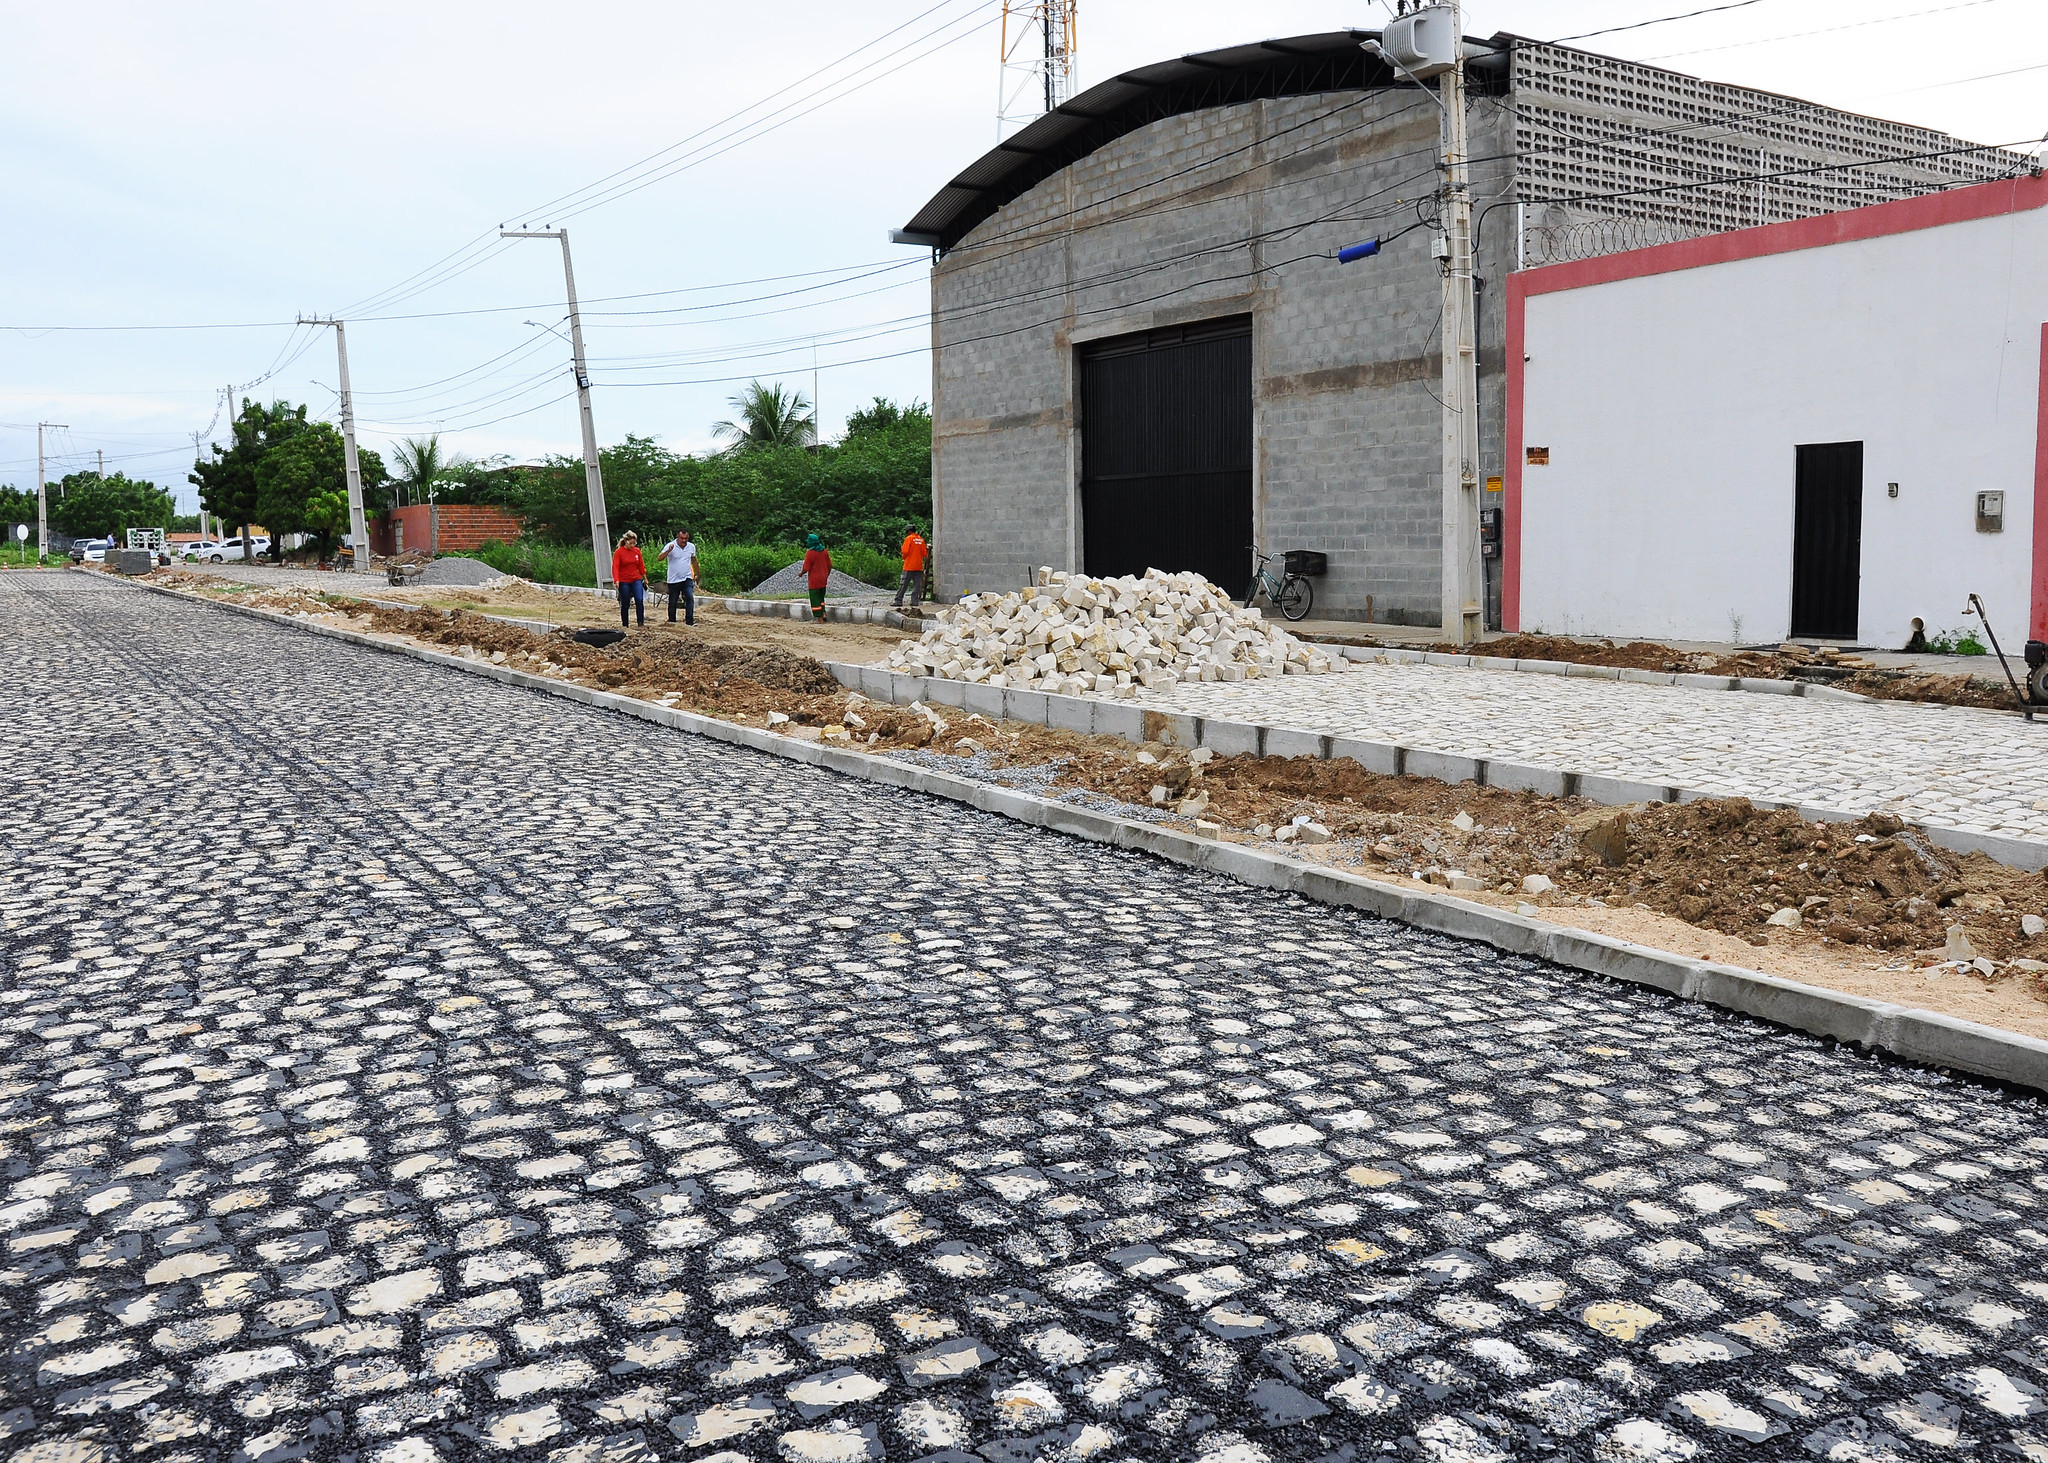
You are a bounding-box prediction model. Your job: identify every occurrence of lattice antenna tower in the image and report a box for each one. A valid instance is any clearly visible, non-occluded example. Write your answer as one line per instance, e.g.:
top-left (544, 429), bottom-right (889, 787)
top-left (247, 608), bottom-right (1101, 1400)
top-left (998, 0), bottom-right (1076, 139)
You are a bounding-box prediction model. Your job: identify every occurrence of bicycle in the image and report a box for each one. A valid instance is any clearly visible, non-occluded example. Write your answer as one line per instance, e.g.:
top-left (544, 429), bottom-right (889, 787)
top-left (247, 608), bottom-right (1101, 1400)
top-left (1244, 544), bottom-right (1314, 621)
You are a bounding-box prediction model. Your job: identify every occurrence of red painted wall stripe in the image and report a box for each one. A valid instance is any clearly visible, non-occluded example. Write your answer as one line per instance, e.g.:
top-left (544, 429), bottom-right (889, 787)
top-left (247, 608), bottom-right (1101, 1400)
top-left (1503, 272), bottom-right (1526, 633)
top-left (2033, 323), bottom-right (2048, 642)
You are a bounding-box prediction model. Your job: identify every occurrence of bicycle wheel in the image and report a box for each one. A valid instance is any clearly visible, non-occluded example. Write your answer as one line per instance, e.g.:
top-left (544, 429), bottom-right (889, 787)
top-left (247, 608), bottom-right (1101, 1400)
top-left (1278, 575), bottom-right (1313, 621)
top-left (1244, 577), bottom-right (1264, 610)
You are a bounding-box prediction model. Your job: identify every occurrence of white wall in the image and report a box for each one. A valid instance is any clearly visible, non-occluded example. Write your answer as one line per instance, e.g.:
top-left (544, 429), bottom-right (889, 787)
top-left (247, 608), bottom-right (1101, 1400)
top-left (1520, 204), bottom-right (2047, 647)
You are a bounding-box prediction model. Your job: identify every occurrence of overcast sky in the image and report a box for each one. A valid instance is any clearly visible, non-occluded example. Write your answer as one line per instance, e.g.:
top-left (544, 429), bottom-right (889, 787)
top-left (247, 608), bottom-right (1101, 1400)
top-left (3, 0), bottom-right (2043, 512)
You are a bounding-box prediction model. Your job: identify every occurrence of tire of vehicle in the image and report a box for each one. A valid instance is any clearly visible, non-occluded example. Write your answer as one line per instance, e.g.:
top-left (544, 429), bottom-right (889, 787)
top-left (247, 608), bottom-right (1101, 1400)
top-left (1278, 574), bottom-right (1313, 621)
top-left (210, 554), bottom-right (224, 563)
top-left (2028, 662), bottom-right (2048, 704)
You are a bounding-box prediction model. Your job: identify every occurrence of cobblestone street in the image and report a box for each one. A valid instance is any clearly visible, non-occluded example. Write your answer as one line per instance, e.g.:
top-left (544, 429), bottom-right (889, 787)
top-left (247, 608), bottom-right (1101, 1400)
top-left (1149, 664), bottom-right (2048, 843)
top-left (4, 571), bottom-right (2048, 1463)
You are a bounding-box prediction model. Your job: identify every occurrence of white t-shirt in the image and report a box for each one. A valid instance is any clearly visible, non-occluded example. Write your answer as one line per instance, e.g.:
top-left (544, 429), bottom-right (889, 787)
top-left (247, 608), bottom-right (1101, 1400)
top-left (664, 539), bottom-right (697, 583)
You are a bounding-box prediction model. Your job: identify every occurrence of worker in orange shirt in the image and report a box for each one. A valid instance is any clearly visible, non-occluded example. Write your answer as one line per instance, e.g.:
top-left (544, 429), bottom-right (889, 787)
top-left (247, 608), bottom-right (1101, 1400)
top-left (894, 526), bottom-right (929, 609)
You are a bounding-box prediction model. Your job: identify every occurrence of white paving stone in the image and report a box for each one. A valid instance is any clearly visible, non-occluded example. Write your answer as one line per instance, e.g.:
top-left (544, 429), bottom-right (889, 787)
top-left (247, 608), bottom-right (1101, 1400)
top-left (1142, 659), bottom-right (2048, 838)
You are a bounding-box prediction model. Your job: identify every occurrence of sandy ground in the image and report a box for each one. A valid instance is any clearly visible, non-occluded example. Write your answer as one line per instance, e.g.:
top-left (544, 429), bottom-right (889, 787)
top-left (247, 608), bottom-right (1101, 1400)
top-left (140, 565), bottom-right (2048, 1044)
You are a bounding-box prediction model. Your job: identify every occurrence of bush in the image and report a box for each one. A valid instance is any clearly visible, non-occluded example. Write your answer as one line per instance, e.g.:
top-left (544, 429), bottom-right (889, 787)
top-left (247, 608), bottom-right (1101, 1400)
top-left (692, 542), bottom-right (788, 595)
top-left (455, 535), bottom-right (898, 595)
top-left (459, 539), bottom-right (599, 588)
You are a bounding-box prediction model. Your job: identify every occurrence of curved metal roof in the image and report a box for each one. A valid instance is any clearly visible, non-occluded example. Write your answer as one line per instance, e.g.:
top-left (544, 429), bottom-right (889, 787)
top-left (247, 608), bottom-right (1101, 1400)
top-left (893, 30), bottom-right (1506, 253)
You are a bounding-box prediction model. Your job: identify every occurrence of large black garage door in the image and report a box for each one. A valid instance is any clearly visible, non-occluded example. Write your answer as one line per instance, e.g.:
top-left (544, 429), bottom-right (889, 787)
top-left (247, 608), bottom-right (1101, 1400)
top-left (1080, 317), bottom-right (1252, 593)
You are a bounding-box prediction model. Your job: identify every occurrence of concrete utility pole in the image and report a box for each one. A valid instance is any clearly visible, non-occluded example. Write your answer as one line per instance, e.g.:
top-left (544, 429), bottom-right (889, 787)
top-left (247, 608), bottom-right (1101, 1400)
top-left (502, 228), bottom-right (613, 589)
top-left (1437, 1), bottom-right (1483, 646)
top-left (227, 385), bottom-right (252, 565)
top-left (36, 422), bottom-right (66, 561)
top-left (96, 449), bottom-right (104, 480)
top-left (300, 317), bottom-right (374, 574)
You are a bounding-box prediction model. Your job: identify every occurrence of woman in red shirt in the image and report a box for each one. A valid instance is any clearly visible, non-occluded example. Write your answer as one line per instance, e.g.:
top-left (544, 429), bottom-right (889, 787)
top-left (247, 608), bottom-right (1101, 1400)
top-left (612, 532), bottom-right (647, 628)
top-left (801, 534), bottom-right (832, 623)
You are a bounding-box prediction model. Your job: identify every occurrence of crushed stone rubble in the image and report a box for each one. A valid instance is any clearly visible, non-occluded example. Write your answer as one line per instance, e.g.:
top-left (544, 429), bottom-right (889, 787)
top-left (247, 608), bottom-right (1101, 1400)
top-left (881, 566), bottom-right (1349, 697)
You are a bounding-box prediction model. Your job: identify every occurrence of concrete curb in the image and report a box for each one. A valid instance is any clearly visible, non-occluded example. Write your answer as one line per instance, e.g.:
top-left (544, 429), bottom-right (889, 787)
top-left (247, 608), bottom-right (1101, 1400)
top-left (817, 659), bottom-right (2048, 873)
top-left (1323, 642), bottom-right (1876, 703)
top-left (113, 574), bottom-right (2048, 1097)
top-left (721, 596), bottom-right (912, 629)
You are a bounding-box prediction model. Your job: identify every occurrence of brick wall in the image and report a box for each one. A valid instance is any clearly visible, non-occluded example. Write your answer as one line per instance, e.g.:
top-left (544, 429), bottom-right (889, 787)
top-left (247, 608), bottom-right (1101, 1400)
top-left (370, 504), bottom-right (523, 557)
top-left (929, 90), bottom-right (1516, 625)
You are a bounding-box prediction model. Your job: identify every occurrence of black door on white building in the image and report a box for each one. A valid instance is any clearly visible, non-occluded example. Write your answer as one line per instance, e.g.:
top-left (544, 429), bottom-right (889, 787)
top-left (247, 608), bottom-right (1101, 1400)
top-left (1790, 440), bottom-right (1863, 640)
top-left (1079, 317), bottom-right (1252, 593)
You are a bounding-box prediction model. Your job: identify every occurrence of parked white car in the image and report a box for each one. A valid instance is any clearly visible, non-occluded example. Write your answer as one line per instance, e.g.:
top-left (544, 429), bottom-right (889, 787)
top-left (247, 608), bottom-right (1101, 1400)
top-left (68, 539), bottom-right (109, 563)
top-left (195, 537), bottom-right (271, 562)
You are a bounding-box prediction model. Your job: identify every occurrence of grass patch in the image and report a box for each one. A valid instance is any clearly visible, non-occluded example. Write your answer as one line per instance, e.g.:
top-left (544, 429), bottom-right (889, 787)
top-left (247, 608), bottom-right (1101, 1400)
top-left (1924, 627), bottom-right (1988, 656)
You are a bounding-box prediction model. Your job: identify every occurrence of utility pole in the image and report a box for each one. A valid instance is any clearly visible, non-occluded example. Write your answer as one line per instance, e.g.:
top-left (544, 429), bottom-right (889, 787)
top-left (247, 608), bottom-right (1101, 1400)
top-left (502, 228), bottom-right (613, 589)
top-left (1439, 0), bottom-right (1482, 646)
top-left (189, 430), bottom-right (206, 541)
top-left (300, 317), bottom-right (374, 574)
top-left (96, 449), bottom-right (104, 480)
top-left (228, 385), bottom-right (251, 564)
top-left (36, 423), bottom-right (66, 561)
top-left (1354, 5), bottom-right (1482, 643)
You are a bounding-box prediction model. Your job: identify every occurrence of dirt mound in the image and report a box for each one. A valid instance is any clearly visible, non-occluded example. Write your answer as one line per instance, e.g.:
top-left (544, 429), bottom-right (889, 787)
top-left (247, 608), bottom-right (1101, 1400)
top-left (1045, 744), bottom-right (2045, 954)
top-left (630, 636), bottom-right (842, 695)
top-left (346, 601), bottom-right (841, 711)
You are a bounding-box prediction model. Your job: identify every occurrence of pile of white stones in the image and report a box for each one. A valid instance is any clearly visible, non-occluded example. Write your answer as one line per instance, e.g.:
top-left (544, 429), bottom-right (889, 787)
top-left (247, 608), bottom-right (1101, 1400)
top-left (882, 566), bottom-right (1348, 697)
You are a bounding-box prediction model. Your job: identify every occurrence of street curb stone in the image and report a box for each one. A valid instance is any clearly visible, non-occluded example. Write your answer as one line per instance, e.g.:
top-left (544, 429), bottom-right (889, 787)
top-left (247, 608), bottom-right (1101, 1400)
top-left (721, 595), bottom-right (911, 629)
top-left (112, 573), bottom-right (2048, 1096)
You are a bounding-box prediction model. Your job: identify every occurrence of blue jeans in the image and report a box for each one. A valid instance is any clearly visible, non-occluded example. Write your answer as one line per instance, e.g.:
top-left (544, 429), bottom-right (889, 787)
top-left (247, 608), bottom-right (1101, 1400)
top-left (617, 578), bottom-right (645, 626)
top-left (666, 578), bottom-right (694, 624)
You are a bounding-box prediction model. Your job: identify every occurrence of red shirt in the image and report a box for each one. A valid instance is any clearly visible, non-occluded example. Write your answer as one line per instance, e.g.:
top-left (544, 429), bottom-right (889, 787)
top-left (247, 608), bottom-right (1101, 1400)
top-left (802, 548), bottom-right (832, 589)
top-left (612, 545), bottom-right (646, 583)
top-left (901, 533), bottom-right (927, 572)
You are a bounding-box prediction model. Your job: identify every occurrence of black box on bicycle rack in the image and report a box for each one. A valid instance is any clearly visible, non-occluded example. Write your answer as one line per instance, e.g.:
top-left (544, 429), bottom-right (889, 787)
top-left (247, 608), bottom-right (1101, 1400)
top-left (1283, 550), bottom-right (1328, 577)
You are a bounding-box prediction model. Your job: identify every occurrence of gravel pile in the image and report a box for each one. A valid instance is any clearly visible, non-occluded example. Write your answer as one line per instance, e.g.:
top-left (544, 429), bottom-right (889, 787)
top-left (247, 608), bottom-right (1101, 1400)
top-left (747, 561), bottom-right (892, 600)
top-left (882, 566), bottom-right (1347, 697)
top-left (416, 556), bottom-right (513, 588)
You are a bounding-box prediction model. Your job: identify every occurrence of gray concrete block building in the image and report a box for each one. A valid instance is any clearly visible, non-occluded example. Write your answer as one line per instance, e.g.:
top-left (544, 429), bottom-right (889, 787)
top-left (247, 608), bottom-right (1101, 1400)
top-left (895, 29), bottom-right (2021, 624)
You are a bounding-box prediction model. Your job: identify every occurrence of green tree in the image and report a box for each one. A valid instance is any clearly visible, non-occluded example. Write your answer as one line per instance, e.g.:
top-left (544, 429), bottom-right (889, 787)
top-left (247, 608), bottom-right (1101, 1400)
top-left (712, 381), bottom-right (815, 454)
top-left (255, 423), bottom-right (387, 561)
top-left (50, 472), bottom-right (176, 540)
top-left (0, 486), bottom-right (36, 536)
top-left (190, 398), bottom-right (311, 560)
top-left (412, 396), bottom-right (932, 562)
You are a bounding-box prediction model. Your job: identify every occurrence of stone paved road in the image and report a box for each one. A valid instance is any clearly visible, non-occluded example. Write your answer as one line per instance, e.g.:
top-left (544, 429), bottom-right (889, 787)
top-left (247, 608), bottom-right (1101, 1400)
top-left (1145, 664), bottom-right (2048, 842)
top-left (4, 571), bottom-right (2048, 1463)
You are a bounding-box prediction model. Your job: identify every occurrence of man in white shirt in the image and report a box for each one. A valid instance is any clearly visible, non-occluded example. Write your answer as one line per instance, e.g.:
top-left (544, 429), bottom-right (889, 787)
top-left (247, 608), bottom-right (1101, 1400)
top-left (656, 529), bottom-right (698, 625)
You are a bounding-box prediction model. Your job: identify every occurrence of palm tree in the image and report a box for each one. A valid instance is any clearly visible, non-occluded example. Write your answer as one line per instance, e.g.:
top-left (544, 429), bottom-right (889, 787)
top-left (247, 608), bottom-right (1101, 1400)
top-left (388, 434), bottom-right (465, 508)
top-left (712, 381), bottom-right (816, 453)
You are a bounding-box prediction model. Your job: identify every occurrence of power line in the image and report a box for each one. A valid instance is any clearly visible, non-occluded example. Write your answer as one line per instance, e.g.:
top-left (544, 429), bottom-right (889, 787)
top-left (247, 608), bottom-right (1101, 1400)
top-left (1643, 0), bottom-right (2002, 61)
top-left (1548, 0), bottom-right (1773, 45)
top-left (341, 1), bottom-right (999, 319)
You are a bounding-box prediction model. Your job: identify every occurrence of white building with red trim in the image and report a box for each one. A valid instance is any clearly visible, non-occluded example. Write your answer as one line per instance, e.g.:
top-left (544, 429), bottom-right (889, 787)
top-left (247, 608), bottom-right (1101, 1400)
top-left (1506, 172), bottom-right (2048, 648)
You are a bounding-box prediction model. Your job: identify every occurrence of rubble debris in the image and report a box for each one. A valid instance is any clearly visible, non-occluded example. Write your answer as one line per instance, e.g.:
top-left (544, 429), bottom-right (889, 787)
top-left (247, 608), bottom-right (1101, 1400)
top-left (880, 568), bottom-right (1347, 695)
top-left (1572, 808), bottom-right (1631, 867)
